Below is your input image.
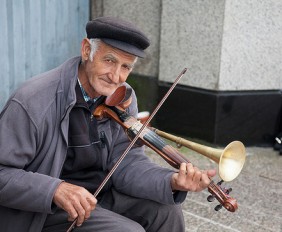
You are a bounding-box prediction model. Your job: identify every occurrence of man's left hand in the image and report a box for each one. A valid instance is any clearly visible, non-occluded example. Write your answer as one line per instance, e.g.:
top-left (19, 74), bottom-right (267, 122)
top-left (170, 163), bottom-right (216, 192)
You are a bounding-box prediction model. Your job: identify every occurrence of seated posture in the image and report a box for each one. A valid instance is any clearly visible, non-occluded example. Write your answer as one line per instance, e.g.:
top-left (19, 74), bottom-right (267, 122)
top-left (0, 17), bottom-right (216, 232)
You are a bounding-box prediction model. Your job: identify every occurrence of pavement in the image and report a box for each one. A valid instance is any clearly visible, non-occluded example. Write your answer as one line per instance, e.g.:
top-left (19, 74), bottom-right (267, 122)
top-left (145, 139), bottom-right (282, 232)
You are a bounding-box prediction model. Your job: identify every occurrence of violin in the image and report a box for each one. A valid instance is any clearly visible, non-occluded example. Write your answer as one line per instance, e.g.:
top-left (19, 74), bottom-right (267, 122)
top-left (93, 86), bottom-right (239, 212)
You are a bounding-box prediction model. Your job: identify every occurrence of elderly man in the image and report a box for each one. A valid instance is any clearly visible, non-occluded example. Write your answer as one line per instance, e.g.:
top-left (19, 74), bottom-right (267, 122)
top-left (0, 17), bottom-right (216, 232)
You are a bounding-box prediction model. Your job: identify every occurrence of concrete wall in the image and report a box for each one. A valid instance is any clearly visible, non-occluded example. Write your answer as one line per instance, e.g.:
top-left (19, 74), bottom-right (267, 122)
top-left (159, 0), bottom-right (282, 91)
top-left (160, 0), bottom-right (225, 90)
top-left (91, 0), bottom-right (282, 91)
top-left (90, 0), bottom-right (282, 146)
top-left (219, 0), bottom-right (282, 90)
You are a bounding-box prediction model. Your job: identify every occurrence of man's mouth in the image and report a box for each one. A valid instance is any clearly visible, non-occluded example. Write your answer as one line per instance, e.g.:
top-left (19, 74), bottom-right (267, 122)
top-left (100, 76), bottom-right (115, 85)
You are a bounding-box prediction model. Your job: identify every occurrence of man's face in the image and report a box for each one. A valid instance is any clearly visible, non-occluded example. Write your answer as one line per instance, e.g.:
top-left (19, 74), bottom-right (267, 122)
top-left (83, 41), bottom-right (137, 97)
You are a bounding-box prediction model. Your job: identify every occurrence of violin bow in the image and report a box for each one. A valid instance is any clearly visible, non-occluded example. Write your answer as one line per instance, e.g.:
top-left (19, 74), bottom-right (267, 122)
top-left (66, 68), bottom-right (187, 232)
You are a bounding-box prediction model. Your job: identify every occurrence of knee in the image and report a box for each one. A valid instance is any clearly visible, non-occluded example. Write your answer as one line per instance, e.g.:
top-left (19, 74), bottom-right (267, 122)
top-left (116, 221), bottom-right (145, 232)
top-left (159, 204), bottom-right (183, 221)
top-left (154, 204), bottom-right (185, 231)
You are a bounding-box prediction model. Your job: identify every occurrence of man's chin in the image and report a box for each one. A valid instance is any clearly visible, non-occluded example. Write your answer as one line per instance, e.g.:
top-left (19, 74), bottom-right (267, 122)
top-left (104, 86), bottom-right (120, 97)
top-left (99, 88), bottom-right (116, 97)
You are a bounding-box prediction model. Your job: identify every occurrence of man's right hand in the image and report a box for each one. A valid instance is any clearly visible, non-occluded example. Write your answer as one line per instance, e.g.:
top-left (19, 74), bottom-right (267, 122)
top-left (53, 182), bottom-right (97, 227)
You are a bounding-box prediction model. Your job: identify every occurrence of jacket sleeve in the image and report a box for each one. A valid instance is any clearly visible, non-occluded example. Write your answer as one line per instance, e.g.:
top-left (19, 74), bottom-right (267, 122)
top-left (0, 100), bottom-right (61, 213)
top-left (108, 88), bottom-right (187, 205)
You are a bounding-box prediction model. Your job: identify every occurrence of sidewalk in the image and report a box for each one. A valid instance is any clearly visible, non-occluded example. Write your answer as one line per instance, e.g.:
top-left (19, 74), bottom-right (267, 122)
top-left (145, 142), bottom-right (282, 232)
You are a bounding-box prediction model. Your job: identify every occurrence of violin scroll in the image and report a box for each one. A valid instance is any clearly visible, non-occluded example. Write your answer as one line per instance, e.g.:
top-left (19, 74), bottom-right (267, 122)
top-left (207, 180), bottom-right (238, 212)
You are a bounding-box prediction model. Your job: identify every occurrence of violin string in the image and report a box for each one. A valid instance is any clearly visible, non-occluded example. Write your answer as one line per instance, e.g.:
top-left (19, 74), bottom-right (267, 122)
top-left (143, 129), bottom-right (188, 165)
top-left (143, 129), bottom-right (166, 149)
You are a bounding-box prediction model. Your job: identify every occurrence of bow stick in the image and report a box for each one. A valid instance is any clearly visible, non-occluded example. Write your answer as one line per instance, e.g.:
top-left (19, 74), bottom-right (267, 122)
top-left (66, 68), bottom-right (187, 231)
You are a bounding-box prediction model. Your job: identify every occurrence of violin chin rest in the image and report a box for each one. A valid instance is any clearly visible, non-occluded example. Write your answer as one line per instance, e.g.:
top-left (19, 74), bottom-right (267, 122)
top-left (105, 85), bottom-right (132, 108)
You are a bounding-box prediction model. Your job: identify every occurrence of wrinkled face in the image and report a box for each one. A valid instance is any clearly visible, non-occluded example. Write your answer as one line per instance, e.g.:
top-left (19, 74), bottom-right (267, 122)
top-left (80, 40), bottom-right (137, 98)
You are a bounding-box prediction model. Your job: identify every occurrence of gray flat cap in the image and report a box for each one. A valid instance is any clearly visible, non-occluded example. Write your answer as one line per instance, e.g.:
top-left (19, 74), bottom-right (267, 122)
top-left (86, 16), bottom-right (150, 58)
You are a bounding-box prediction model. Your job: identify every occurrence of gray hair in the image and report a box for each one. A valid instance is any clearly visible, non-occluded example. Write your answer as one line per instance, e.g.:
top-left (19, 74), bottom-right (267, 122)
top-left (89, 38), bottom-right (101, 61)
top-left (88, 38), bottom-right (138, 65)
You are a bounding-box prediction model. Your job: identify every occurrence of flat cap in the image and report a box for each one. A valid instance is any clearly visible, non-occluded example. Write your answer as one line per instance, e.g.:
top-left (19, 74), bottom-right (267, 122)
top-left (86, 16), bottom-right (150, 58)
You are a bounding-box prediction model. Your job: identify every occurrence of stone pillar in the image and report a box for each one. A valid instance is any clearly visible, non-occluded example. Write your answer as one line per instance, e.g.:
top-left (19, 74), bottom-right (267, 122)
top-left (157, 0), bottom-right (282, 146)
top-left (89, 0), bottom-right (282, 145)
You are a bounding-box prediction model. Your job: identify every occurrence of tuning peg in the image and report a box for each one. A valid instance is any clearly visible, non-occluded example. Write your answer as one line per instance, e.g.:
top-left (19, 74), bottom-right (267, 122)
top-left (217, 180), bottom-right (224, 186)
top-left (215, 204), bottom-right (223, 211)
top-left (226, 188), bottom-right (232, 194)
top-left (207, 195), bottom-right (215, 202)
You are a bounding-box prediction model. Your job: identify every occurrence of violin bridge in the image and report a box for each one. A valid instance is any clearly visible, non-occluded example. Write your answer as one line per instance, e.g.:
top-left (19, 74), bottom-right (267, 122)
top-left (130, 121), bottom-right (143, 134)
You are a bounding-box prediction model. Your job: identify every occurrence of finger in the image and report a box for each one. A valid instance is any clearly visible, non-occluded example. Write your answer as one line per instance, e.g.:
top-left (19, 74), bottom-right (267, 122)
top-left (87, 199), bottom-right (97, 215)
top-left (201, 173), bottom-right (212, 187)
top-left (65, 204), bottom-right (78, 222)
top-left (207, 169), bottom-right (217, 178)
top-left (86, 195), bottom-right (98, 211)
top-left (192, 169), bottom-right (202, 184)
top-left (72, 200), bottom-right (86, 226)
top-left (185, 163), bottom-right (195, 179)
top-left (80, 195), bottom-right (97, 221)
top-left (179, 163), bottom-right (188, 177)
top-left (202, 169), bottom-right (216, 177)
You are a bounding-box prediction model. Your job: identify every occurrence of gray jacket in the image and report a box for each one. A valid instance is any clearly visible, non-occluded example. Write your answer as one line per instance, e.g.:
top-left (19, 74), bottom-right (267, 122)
top-left (0, 57), bottom-right (185, 232)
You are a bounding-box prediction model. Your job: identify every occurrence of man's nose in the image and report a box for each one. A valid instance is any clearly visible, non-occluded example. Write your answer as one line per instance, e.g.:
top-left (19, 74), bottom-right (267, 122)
top-left (110, 66), bottom-right (121, 83)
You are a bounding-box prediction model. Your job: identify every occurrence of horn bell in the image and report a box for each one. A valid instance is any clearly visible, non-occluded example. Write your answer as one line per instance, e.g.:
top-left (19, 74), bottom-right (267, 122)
top-left (218, 141), bottom-right (246, 182)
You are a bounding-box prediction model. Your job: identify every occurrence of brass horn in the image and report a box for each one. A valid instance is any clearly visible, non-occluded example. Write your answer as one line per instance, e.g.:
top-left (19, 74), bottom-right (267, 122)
top-left (153, 129), bottom-right (246, 182)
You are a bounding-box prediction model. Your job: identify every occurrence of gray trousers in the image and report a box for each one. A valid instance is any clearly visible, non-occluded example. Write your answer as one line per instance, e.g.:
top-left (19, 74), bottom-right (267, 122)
top-left (43, 188), bottom-right (185, 232)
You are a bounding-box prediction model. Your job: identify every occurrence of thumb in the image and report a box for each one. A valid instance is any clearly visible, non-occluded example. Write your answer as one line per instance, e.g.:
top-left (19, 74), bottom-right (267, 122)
top-left (206, 169), bottom-right (217, 178)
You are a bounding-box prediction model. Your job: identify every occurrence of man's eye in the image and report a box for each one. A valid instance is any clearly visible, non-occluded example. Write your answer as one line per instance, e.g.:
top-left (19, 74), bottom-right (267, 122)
top-left (122, 65), bottom-right (131, 71)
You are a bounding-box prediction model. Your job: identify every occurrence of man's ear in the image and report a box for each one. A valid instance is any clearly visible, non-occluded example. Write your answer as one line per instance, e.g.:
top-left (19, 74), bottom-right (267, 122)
top-left (81, 38), bottom-right (91, 61)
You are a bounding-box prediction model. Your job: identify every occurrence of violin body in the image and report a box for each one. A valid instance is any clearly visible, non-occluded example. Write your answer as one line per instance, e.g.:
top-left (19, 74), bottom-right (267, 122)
top-left (94, 103), bottom-right (239, 212)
